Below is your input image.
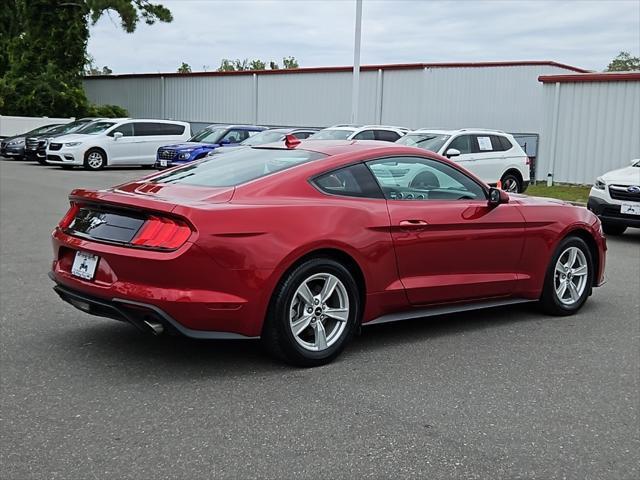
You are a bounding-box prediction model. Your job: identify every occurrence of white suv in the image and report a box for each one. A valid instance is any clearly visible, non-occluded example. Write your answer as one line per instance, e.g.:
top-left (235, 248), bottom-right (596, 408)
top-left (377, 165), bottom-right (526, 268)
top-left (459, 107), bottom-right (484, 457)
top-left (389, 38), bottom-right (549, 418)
top-left (587, 159), bottom-right (640, 235)
top-left (396, 129), bottom-right (530, 192)
top-left (309, 124), bottom-right (409, 142)
top-left (45, 119), bottom-right (191, 170)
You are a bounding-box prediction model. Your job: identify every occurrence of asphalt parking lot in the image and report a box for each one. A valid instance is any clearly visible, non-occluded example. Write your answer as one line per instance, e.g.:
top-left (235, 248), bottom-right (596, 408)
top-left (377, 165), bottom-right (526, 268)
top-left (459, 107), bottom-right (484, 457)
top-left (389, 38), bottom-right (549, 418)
top-left (1, 159), bottom-right (638, 480)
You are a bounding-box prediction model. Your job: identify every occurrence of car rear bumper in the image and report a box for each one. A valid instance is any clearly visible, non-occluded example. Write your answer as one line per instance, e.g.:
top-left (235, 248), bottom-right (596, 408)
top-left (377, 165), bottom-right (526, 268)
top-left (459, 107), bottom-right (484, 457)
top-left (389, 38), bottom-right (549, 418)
top-left (50, 227), bottom-right (267, 337)
top-left (587, 196), bottom-right (640, 228)
top-left (50, 275), bottom-right (256, 339)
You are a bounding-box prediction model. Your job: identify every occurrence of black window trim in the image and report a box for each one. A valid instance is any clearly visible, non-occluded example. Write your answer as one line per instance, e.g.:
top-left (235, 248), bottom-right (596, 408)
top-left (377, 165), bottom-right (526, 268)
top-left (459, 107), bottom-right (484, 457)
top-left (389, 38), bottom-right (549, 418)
top-left (364, 154), bottom-right (489, 201)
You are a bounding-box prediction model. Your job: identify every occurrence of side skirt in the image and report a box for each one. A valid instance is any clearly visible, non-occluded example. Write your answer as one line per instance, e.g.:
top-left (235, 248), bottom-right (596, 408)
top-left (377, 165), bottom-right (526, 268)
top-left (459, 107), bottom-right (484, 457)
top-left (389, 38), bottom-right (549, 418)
top-left (364, 298), bottom-right (535, 326)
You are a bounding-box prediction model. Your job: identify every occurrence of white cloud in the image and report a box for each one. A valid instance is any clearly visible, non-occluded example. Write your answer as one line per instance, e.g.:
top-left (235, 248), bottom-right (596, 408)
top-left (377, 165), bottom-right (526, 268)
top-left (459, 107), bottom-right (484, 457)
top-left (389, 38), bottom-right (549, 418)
top-left (87, 0), bottom-right (640, 73)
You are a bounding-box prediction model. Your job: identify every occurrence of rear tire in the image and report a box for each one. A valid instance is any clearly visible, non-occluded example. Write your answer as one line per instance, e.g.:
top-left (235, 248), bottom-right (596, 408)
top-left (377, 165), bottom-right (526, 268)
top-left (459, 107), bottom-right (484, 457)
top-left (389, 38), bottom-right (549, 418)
top-left (602, 223), bottom-right (626, 236)
top-left (539, 236), bottom-right (593, 316)
top-left (262, 257), bottom-right (360, 367)
top-left (500, 172), bottom-right (522, 193)
top-left (84, 149), bottom-right (106, 170)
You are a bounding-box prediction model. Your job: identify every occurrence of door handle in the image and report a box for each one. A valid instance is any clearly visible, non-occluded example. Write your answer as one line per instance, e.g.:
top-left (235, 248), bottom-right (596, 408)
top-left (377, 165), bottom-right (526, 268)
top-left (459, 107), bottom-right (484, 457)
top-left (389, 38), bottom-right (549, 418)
top-left (398, 219), bottom-right (429, 230)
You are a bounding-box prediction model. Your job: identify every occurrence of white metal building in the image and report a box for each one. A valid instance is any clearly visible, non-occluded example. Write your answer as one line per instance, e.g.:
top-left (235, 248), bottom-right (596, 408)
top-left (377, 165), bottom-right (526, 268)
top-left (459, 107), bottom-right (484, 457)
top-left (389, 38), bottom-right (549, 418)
top-left (83, 61), bottom-right (586, 134)
top-left (537, 72), bottom-right (640, 184)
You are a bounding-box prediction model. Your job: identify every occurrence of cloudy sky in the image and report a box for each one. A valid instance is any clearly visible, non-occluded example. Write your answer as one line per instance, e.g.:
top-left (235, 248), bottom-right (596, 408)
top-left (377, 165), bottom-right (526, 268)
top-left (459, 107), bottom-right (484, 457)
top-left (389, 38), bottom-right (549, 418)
top-left (88, 0), bottom-right (640, 74)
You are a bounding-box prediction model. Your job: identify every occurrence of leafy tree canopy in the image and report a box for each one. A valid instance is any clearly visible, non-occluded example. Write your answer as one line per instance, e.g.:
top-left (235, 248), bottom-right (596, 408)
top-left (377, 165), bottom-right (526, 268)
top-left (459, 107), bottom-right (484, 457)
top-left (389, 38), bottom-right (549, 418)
top-left (216, 56), bottom-right (300, 72)
top-left (1, 0), bottom-right (171, 117)
top-left (605, 51), bottom-right (640, 72)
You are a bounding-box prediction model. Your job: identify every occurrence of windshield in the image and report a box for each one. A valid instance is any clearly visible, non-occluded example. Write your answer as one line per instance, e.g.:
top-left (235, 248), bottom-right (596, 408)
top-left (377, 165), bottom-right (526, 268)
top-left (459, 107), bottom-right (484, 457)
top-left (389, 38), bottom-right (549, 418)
top-left (240, 130), bottom-right (284, 146)
top-left (75, 121), bottom-right (117, 135)
top-left (309, 129), bottom-right (354, 140)
top-left (189, 127), bottom-right (227, 143)
top-left (25, 124), bottom-right (59, 136)
top-left (396, 133), bottom-right (451, 152)
top-left (153, 147), bottom-right (326, 187)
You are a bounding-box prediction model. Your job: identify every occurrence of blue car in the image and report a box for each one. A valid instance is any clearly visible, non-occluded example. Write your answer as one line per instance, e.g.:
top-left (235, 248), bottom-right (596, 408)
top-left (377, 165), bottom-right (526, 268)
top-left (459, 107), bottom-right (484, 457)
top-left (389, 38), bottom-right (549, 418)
top-left (155, 124), bottom-right (267, 168)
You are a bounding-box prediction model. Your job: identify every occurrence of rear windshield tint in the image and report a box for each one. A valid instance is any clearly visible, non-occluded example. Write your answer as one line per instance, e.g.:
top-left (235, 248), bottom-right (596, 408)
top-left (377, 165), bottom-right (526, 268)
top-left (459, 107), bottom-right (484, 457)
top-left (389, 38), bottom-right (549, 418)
top-left (153, 147), bottom-right (327, 187)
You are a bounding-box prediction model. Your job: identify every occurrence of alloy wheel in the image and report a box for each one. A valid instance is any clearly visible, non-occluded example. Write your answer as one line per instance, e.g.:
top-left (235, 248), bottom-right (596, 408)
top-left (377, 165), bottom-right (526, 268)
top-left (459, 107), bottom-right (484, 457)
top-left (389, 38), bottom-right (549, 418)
top-left (553, 246), bottom-right (589, 305)
top-left (289, 273), bottom-right (350, 352)
top-left (87, 152), bottom-right (104, 169)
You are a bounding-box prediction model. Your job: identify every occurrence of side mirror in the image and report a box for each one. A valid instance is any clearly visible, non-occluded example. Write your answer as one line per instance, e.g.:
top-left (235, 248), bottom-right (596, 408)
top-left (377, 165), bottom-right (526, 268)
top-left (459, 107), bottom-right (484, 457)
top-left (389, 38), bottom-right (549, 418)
top-left (113, 132), bottom-right (123, 140)
top-left (445, 148), bottom-right (461, 158)
top-left (631, 158), bottom-right (640, 166)
top-left (488, 187), bottom-right (509, 207)
top-left (219, 139), bottom-right (230, 145)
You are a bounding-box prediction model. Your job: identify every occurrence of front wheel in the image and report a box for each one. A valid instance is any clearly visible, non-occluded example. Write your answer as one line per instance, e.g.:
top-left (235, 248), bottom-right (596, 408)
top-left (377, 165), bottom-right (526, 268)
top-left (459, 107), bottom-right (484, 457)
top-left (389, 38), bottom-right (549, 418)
top-left (84, 149), bottom-right (106, 170)
top-left (539, 236), bottom-right (593, 316)
top-left (262, 258), bottom-right (360, 367)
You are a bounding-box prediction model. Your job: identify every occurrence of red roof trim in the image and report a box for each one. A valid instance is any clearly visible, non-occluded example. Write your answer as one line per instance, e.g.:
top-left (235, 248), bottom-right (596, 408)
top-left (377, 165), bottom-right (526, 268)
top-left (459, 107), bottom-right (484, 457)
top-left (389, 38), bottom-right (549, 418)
top-left (85, 60), bottom-right (588, 80)
top-left (539, 72), bottom-right (640, 83)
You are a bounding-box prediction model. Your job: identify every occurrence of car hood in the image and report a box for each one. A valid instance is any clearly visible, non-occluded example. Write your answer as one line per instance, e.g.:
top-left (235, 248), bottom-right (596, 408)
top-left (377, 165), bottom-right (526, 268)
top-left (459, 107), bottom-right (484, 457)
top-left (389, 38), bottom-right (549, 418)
top-left (3, 136), bottom-right (25, 143)
top-left (51, 133), bottom-right (92, 143)
top-left (510, 193), bottom-right (570, 206)
top-left (160, 142), bottom-right (218, 150)
top-left (601, 165), bottom-right (640, 185)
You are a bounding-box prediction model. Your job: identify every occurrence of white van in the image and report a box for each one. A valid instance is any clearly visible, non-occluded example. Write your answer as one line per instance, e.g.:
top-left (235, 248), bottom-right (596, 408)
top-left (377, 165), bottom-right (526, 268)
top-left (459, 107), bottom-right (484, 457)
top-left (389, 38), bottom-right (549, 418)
top-left (397, 128), bottom-right (530, 192)
top-left (45, 119), bottom-right (191, 170)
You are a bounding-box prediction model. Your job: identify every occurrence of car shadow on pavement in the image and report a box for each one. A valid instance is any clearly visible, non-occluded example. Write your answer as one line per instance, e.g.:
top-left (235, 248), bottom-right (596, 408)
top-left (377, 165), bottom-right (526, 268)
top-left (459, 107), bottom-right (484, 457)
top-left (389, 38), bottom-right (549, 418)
top-left (49, 302), bottom-right (568, 377)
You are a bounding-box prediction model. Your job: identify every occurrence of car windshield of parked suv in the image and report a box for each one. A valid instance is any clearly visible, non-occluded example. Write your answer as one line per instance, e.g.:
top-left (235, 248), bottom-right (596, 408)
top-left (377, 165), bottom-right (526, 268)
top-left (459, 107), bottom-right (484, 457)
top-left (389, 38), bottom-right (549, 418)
top-left (153, 147), bottom-right (326, 187)
top-left (75, 121), bottom-right (117, 135)
top-left (309, 129), bottom-right (354, 140)
top-left (25, 124), bottom-right (60, 136)
top-left (396, 133), bottom-right (451, 152)
top-left (239, 130), bottom-right (284, 146)
top-left (189, 127), bottom-right (227, 143)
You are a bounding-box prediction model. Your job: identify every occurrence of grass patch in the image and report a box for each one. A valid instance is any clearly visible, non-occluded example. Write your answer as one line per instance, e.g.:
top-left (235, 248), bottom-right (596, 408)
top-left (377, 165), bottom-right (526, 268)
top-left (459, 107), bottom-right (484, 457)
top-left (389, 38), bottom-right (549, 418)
top-left (524, 183), bottom-right (591, 203)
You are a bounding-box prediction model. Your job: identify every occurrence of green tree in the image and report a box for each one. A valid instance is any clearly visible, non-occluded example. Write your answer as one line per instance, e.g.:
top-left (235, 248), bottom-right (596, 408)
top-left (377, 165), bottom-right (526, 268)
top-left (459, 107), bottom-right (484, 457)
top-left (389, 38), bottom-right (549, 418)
top-left (269, 61), bottom-right (280, 70)
top-left (177, 62), bottom-right (192, 74)
top-left (605, 51), bottom-right (640, 72)
top-left (218, 58), bottom-right (235, 72)
top-left (249, 59), bottom-right (266, 70)
top-left (1, 0), bottom-right (171, 117)
top-left (233, 59), bottom-right (249, 71)
top-left (282, 56), bottom-right (299, 69)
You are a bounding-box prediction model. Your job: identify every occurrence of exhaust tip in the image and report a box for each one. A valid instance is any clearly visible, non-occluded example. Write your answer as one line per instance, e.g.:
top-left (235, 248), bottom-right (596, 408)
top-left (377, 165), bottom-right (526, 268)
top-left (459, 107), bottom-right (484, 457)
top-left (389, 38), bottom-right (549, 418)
top-left (143, 320), bottom-right (164, 335)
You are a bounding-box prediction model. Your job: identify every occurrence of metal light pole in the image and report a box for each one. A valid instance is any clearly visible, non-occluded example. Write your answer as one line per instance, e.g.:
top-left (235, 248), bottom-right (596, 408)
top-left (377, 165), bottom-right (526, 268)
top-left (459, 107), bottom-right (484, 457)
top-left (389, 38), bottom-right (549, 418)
top-left (350, 0), bottom-right (363, 124)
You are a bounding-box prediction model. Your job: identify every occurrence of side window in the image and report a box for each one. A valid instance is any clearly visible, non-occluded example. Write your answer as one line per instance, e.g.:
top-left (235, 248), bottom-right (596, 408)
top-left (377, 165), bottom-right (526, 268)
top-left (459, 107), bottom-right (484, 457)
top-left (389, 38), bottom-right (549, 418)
top-left (314, 163), bottom-right (384, 199)
top-left (109, 123), bottom-right (134, 137)
top-left (498, 136), bottom-right (513, 151)
top-left (221, 129), bottom-right (249, 144)
top-left (374, 130), bottom-right (401, 142)
top-left (447, 135), bottom-right (472, 154)
top-left (293, 131), bottom-right (313, 139)
top-left (366, 156), bottom-right (486, 201)
top-left (352, 129), bottom-right (375, 140)
top-left (134, 123), bottom-right (185, 136)
top-left (475, 135), bottom-right (494, 152)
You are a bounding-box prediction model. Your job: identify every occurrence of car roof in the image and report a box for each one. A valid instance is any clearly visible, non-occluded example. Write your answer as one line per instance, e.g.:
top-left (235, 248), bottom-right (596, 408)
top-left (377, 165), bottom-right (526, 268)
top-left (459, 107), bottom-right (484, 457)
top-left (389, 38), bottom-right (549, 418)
top-left (255, 139), bottom-right (413, 156)
top-left (410, 128), bottom-right (507, 135)
top-left (205, 124), bottom-right (267, 130)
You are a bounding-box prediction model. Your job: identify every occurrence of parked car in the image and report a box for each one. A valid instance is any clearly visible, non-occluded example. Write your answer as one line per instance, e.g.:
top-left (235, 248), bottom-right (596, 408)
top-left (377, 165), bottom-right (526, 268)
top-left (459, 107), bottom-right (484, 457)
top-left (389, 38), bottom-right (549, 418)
top-left (25, 118), bottom-right (104, 164)
top-left (309, 124), bottom-right (408, 142)
top-left (46, 119), bottom-right (191, 170)
top-left (396, 129), bottom-right (530, 193)
top-left (205, 127), bottom-right (319, 157)
top-left (154, 124), bottom-right (267, 168)
top-left (587, 159), bottom-right (640, 235)
top-left (0, 123), bottom-right (63, 160)
top-left (50, 140), bottom-right (605, 366)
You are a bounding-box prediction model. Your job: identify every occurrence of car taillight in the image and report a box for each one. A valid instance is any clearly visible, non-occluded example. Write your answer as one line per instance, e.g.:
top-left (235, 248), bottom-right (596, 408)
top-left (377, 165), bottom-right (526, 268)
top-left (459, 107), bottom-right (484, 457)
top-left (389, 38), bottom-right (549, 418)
top-left (58, 203), bottom-right (80, 229)
top-left (131, 216), bottom-right (192, 250)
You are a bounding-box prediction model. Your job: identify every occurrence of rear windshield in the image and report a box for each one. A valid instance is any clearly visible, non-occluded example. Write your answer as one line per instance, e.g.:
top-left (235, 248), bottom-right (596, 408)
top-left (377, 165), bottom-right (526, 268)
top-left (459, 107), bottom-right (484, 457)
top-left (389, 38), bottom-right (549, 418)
top-left (153, 147), bottom-right (327, 187)
top-left (309, 129), bottom-right (354, 140)
top-left (240, 130), bottom-right (284, 146)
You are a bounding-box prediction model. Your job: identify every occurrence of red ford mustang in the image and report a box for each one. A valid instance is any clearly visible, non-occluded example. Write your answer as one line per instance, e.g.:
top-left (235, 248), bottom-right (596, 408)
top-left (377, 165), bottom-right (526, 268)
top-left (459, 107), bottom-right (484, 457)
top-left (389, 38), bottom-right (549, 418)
top-left (50, 140), bottom-right (606, 366)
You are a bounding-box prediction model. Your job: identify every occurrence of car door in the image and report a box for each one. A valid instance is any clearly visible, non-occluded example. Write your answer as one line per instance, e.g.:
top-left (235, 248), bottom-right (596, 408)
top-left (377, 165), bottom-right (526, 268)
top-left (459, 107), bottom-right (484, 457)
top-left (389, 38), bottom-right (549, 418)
top-left (106, 122), bottom-right (137, 164)
top-left (470, 134), bottom-right (503, 184)
top-left (444, 134), bottom-right (477, 175)
top-left (133, 122), bottom-right (187, 165)
top-left (367, 155), bottom-right (526, 305)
